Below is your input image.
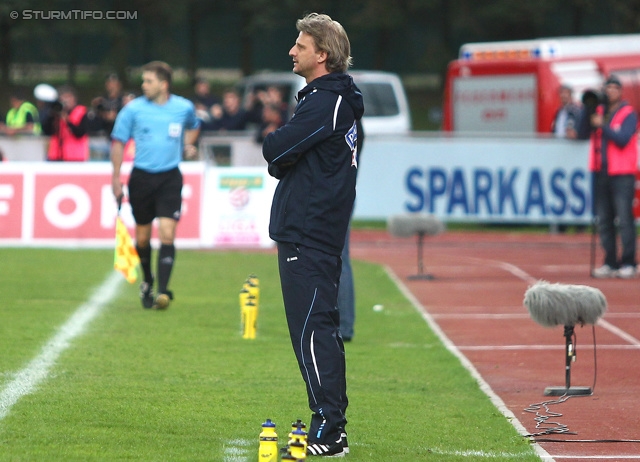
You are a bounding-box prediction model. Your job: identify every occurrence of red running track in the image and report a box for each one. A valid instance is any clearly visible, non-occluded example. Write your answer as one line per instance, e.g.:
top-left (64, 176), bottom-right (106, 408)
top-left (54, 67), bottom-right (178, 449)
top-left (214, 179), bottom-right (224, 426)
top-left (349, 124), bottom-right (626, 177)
top-left (350, 229), bottom-right (640, 462)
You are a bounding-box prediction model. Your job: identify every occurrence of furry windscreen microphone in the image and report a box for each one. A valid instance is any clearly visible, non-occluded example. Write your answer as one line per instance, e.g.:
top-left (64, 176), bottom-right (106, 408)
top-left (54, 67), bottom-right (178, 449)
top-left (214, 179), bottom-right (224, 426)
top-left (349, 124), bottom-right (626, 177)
top-left (387, 213), bottom-right (445, 238)
top-left (523, 281), bottom-right (607, 327)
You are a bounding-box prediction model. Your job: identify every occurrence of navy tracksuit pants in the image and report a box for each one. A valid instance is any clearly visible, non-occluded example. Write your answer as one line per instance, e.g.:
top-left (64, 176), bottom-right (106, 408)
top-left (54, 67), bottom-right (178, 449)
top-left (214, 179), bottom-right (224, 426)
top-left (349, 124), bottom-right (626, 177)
top-left (277, 242), bottom-right (348, 445)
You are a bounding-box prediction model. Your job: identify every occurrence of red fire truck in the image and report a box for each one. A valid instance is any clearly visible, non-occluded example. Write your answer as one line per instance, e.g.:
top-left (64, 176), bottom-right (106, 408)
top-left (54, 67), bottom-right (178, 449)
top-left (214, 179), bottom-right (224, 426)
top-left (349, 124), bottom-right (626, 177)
top-left (442, 34), bottom-right (640, 134)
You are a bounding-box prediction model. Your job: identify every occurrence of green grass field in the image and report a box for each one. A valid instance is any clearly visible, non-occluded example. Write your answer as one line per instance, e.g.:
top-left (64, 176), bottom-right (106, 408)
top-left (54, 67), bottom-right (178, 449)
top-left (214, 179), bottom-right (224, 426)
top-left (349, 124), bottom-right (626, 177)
top-left (0, 248), bottom-right (541, 461)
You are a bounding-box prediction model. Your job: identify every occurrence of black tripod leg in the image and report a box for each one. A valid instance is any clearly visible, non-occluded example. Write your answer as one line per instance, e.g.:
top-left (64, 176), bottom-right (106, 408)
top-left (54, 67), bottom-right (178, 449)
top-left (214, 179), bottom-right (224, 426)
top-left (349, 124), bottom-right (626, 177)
top-left (590, 214), bottom-right (602, 278)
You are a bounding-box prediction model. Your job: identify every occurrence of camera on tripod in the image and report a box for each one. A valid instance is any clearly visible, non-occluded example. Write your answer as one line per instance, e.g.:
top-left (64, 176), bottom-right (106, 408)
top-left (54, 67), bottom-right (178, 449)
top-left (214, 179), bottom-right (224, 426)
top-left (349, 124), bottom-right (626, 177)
top-left (581, 89), bottom-right (609, 132)
top-left (582, 89), bottom-right (608, 111)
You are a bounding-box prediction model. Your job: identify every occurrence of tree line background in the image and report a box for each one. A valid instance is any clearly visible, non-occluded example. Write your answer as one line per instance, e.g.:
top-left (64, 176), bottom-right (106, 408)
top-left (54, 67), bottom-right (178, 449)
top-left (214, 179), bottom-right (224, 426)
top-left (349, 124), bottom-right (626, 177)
top-left (2, 0), bottom-right (640, 83)
top-left (0, 0), bottom-right (639, 128)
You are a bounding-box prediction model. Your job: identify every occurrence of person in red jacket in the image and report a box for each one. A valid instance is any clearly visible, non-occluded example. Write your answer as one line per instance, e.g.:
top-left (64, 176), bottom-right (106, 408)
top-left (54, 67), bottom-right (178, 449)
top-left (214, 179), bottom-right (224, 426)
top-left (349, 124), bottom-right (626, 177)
top-left (589, 75), bottom-right (638, 279)
top-left (43, 86), bottom-right (90, 161)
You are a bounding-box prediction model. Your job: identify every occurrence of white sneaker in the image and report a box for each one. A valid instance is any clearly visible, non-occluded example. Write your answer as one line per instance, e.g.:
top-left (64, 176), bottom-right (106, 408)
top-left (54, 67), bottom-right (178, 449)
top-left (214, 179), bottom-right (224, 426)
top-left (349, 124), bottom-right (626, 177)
top-left (592, 264), bottom-right (617, 278)
top-left (617, 265), bottom-right (637, 279)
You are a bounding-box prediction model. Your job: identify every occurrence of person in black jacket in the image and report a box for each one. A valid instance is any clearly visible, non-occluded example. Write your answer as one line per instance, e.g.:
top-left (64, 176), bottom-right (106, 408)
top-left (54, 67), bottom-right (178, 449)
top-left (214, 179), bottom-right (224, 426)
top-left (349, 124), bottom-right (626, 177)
top-left (262, 12), bottom-right (364, 458)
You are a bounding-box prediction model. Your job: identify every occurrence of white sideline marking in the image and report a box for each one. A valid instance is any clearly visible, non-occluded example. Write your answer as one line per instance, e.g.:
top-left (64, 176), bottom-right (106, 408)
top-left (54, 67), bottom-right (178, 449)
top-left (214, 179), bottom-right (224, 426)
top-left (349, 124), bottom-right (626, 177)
top-left (384, 266), bottom-right (555, 462)
top-left (0, 272), bottom-right (123, 421)
top-left (223, 438), bottom-right (251, 462)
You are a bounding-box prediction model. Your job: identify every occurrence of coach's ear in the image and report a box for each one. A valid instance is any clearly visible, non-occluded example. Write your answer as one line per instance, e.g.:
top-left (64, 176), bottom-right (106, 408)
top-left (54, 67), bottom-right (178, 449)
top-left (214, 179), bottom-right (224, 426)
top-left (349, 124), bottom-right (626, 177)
top-left (316, 49), bottom-right (328, 67)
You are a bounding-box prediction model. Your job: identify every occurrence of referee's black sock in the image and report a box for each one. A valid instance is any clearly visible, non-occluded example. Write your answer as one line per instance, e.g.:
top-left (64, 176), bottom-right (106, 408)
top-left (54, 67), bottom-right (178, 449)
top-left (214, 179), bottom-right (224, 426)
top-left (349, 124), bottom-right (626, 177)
top-left (157, 244), bottom-right (175, 295)
top-left (136, 244), bottom-right (153, 284)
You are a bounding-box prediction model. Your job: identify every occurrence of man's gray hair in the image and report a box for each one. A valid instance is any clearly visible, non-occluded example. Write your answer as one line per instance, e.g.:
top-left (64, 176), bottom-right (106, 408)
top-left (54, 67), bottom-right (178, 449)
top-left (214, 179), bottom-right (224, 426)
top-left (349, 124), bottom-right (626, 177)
top-left (296, 13), bottom-right (352, 73)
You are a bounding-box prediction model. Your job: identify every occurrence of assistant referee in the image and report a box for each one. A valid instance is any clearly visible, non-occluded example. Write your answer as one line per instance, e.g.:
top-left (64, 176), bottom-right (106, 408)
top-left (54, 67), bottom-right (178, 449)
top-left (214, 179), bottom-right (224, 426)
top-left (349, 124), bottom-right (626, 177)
top-left (111, 61), bottom-right (200, 309)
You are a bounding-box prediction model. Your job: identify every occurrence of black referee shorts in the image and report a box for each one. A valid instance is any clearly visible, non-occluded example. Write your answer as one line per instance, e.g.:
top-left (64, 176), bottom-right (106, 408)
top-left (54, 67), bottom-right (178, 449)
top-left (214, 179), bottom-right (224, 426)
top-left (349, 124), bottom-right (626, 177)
top-left (128, 167), bottom-right (183, 225)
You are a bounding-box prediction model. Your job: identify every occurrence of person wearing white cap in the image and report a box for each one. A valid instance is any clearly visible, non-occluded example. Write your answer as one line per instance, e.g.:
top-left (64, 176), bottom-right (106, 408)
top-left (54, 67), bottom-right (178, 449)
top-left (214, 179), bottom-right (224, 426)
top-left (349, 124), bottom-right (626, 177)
top-left (41, 85), bottom-right (90, 162)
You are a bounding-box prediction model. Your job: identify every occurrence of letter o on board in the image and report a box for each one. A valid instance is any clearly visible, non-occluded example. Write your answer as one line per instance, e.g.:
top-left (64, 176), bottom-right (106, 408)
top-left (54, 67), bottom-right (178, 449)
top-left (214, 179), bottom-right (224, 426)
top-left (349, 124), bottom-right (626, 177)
top-left (43, 184), bottom-right (91, 229)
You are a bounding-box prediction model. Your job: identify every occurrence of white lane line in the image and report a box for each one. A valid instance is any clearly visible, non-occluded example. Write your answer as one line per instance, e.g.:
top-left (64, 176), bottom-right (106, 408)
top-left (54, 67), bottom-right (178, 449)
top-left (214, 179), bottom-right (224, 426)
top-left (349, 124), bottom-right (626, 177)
top-left (384, 265), bottom-right (555, 462)
top-left (432, 313), bottom-right (531, 319)
top-left (432, 312), bottom-right (640, 319)
top-left (493, 260), bottom-right (538, 284)
top-left (549, 456), bottom-right (640, 460)
top-left (597, 319), bottom-right (640, 346)
top-left (0, 271), bottom-right (123, 421)
top-left (459, 344), bottom-right (640, 351)
top-left (540, 265), bottom-right (590, 272)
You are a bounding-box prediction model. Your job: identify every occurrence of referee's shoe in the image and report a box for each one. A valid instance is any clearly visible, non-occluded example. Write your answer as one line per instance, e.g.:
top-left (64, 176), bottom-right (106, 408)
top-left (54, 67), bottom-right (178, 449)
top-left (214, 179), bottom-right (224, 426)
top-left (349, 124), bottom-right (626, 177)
top-left (140, 280), bottom-right (154, 309)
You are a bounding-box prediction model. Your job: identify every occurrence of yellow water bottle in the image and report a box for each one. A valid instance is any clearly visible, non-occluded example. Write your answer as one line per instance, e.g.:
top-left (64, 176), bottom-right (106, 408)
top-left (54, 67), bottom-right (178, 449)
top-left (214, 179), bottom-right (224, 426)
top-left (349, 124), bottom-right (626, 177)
top-left (289, 420), bottom-right (307, 439)
top-left (245, 274), bottom-right (260, 315)
top-left (288, 424), bottom-right (307, 459)
top-left (289, 440), bottom-right (306, 459)
top-left (243, 297), bottom-right (257, 339)
top-left (258, 419), bottom-right (278, 462)
top-left (239, 287), bottom-right (250, 335)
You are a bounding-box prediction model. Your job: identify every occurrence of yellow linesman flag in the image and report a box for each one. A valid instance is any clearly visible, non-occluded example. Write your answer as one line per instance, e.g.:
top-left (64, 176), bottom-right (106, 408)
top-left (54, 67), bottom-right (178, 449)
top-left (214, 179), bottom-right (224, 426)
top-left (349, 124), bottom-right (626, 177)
top-left (114, 216), bottom-right (140, 283)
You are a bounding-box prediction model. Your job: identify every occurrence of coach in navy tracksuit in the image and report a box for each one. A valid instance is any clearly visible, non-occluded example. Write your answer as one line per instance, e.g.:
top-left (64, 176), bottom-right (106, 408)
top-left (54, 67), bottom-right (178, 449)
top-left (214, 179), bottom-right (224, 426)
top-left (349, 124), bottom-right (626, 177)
top-left (262, 13), bottom-right (364, 458)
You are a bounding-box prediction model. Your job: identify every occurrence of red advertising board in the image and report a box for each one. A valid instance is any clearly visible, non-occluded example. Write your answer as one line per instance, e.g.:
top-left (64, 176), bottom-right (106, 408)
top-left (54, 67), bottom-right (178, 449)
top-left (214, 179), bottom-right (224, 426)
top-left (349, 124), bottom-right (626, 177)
top-left (0, 163), bottom-right (204, 246)
top-left (34, 172), bottom-right (115, 239)
top-left (0, 173), bottom-right (24, 239)
top-left (32, 171), bottom-right (202, 240)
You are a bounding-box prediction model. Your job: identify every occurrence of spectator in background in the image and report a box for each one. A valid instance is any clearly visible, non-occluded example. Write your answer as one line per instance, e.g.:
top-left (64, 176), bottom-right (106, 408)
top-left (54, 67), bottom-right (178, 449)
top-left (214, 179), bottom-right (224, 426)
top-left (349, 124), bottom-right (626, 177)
top-left (1, 90), bottom-right (41, 135)
top-left (246, 85), bottom-right (290, 126)
top-left (192, 77), bottom-right (221, 131)
top-left (551, 84), bottom-right (585, 233)
top-left (244, 88), bottom-right (266, 124)
top-left (89, 73), bottom-right (124, 136)
top-left (255, 103), bottom-right (285, 143)
top-left (264, 85), bottom-right (289, 121)
top-left (211, 88), bottom-right (249, 131)
top-left (589, 75), bottom-right (638, 279)
top-left (551, 84), bottom-right (581, 139)
top-left (42, 86), bottom-right (90, 161)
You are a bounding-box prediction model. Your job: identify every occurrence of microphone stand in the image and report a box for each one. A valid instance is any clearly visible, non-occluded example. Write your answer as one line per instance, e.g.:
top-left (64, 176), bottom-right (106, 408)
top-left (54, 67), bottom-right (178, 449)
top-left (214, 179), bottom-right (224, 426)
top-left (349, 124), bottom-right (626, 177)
top-left (544, 325), bottom-right (592, 396)
top-left (408, 231), bottom-right (435, 280)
